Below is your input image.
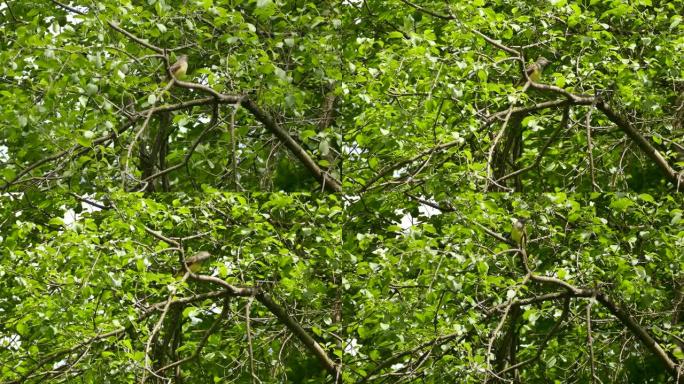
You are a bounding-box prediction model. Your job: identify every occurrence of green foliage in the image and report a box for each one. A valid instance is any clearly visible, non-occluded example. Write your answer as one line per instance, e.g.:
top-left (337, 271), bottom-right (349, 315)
top-left (0, 192), bottom-right (343, 382)
top-left (1, 0), bottom-right (683, 383)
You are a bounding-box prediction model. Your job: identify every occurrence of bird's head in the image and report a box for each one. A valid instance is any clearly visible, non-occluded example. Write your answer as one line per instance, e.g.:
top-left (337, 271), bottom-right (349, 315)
top-left (511, 217), bottom-right (527, 228)
top-left (536, 56), bottom-right (550, 68)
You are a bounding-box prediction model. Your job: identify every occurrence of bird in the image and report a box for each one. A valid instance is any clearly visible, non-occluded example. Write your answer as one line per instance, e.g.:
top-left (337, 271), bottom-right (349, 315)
top-left (168, 55), bottom-right (188, 79)
top-left (516, 56), bottom-right (551, 87)
top-left (510, 218), bottom-right (527, 249)
top-left (175, 251), bottom-right (211, 277)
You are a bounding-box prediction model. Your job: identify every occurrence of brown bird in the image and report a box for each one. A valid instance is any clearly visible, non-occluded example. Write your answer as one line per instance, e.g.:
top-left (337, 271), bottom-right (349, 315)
top-left (168, 55), bottom-right (188, 79)
top-left (516, 56), bottom-right (551, 87)
top-left (175, 251), bottom-right (211, 277)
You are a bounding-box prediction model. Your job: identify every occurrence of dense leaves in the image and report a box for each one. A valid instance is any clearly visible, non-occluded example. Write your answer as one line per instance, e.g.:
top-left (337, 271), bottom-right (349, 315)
top-left (2, 192), bottom-right (683, 382)
top-left (1, 0), bottom-right (683, 383)
top-left (1, 193), bottom-right (343, 382)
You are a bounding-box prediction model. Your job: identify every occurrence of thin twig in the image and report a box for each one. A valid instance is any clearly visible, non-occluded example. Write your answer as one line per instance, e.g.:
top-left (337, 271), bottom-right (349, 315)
top-left (496, 105), bottom-right (569, 183)
top-left (587, 297), bottom-right (597, 383)
top-left (246, 297), bottom-right (259, 384)
top-left (585, 102), bottom-right (599, 191)
top-left (485, 275), bottom-right (530, 380)
top-left (155, 298), bottom-right (231, 374)
top-left (107, 21), bottom-right (164, 54)
top-left (50, 0), bottom-right (86, 15)
top-left (141, 101), bottom-right (220, 184)
top-left (144, 225), bottom-right (180, 247)
top-left (230, 104), bottom-right (240, 190)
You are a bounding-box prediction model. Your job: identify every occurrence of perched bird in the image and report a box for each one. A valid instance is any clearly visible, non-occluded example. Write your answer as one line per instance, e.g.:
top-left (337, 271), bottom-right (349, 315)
top-left (510, 218), bottom-right (527, 249)
top-left (516, 56), bottom-right (551, 86)
top-left (168, 55), bottom-right (188, 79)
top-left (175, 251), bottom-right (211, 277)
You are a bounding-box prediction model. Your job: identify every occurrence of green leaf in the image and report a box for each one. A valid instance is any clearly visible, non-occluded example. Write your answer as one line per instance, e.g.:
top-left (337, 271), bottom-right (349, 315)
top-left (609, 197), bottom-right (634, 211)
top-left (477, 261), bottom-right (489, 275)
top-left (274, 66), bottom-right (289, 82)
top-left (16, 322), bottom-right (29, 337)
top-left (77, 134), bottom-right (93, 147)
top-left (319, 139), bottom-right (330, 156)
top-left (85, 83), bottom-right (98, 95)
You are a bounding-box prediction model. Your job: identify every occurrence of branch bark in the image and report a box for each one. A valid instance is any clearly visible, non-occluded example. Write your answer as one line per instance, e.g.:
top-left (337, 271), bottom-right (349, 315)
top-left (256, 291), bottom-right (339, 377)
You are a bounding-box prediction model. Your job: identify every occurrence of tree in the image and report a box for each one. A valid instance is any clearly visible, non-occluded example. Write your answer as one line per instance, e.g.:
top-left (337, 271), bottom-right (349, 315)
top-left (1, 0), bottom-right (683, 383)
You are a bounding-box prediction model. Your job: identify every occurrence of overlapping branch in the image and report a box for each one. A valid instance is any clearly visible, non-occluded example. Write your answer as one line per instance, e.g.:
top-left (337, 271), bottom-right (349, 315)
top-left (393, 195), bottom-right (683, 383)
top-left (369, 1), bottom-right (684, 192)
top-left (8, 234), bottom-right (340, 384)
top-left (1, 21), bottom-right (342, 193)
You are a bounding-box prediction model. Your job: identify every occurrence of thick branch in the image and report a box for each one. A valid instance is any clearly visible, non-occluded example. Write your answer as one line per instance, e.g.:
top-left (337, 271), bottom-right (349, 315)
top-left (596, 292), bottom-right (681, 379)
top-left (242, 98), bottom-right (342, 192)
top-left (182, 272), bottom-right (339, 376)
top-left (256, 291), bottom-right (339, 376)
top-left (597, 101), bottom-right (684, 188)
top-left (528, 273), bottom-right (680, 381)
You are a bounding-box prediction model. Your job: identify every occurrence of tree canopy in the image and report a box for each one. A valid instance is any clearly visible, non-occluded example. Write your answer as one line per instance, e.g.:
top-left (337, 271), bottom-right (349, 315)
top-left (1, 0), bottom-right (683, 383)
